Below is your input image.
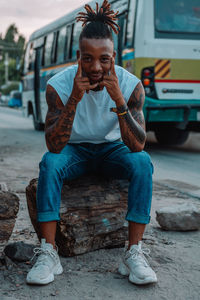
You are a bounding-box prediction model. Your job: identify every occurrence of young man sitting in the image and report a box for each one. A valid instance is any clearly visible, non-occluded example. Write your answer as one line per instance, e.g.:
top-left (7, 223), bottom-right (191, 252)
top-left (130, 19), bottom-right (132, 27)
top-left (26, 0), bottom-right (157, 286)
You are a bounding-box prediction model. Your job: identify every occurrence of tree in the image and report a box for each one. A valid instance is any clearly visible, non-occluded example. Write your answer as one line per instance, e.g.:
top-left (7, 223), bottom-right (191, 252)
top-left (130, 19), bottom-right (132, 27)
top-left (2, 24), bottom-right (25, 59)
top-left (4, 24), bottom-right (18, 43)
top-left (0, 24), bottom-right (25, 89)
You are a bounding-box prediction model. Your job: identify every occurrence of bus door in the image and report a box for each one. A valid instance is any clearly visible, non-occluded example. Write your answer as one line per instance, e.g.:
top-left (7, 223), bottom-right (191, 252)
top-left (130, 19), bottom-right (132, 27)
top-left (34, 47), bottom-right (42, 121)
top-left (33, 38), bottom-right (44, 130)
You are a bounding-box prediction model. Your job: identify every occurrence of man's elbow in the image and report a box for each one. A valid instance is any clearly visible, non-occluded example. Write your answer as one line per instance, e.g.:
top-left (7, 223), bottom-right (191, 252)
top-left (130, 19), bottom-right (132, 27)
top-left (129, 135), bottom-right (146, 152)
top-left (130, 142), bottom-right (145, 153)
top-left (45, 133), bottom-right (60, 154)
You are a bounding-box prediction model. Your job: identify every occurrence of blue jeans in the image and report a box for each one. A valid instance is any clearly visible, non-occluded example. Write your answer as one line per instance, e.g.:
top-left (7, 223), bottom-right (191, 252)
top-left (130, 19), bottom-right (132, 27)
top-left (36, 141), bottom-right (153, 224)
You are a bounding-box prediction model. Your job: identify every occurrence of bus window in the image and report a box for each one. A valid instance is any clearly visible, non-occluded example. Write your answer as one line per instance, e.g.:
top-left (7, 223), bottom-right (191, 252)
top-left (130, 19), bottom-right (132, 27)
top-left (57, 26), bottom-right (67, 63)
top-left (65, 25), bottom-right (73, 60)
top-left (126, 0), bottom-right (137, 47)
top-left (29, 44), bottom-right (36, 71)
top-left (44, 32), bottom-right (54, 65)
top-left (41, 36), bottom-right (46, 66)
top-left (71, 22), bottom-right (82, 60)
top-left (51, 31), bottom-right (59, 64)
top-left (24, 42), bottom-right (33, 74)
top-left (155, 0), bottom-right (200, 39)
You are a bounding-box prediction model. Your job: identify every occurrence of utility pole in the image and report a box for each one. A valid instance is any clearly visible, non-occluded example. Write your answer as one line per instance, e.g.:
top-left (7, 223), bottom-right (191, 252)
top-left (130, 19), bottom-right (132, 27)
top-left (4, 52), bottom-right (9, 84)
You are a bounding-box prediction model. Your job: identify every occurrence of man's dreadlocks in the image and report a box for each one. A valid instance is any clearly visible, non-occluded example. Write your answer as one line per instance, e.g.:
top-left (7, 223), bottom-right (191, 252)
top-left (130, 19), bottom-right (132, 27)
top-left (76, 0), bottom-right (120, 42)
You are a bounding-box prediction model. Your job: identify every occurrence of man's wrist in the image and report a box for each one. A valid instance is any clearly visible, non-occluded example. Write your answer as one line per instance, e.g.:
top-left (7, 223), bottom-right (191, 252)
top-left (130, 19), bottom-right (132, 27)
top-left (110, 103), bottom-right (128, 115)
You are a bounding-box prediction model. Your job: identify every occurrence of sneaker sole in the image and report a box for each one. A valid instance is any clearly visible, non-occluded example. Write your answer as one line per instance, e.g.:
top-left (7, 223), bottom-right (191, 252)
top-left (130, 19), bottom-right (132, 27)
top-left (118, 262), bottom-right (157, 285)
top-left (54, 263), bottom-right (63, 275)
top-left (26, 273), bottom-right (55, 285)
top-left (26, 263), bottom-right (63, 285)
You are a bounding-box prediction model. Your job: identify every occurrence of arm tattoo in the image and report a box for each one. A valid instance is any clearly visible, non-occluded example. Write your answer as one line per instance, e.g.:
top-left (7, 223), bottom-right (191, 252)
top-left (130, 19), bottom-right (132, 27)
top-left (45, 86), bottom-right (78, 153)
top-left (116, 82), bottom-right (146, 151)
top-left (118, 106), bottom-right (146, 144)
top-left (130, 86), bottom-right (144, 110)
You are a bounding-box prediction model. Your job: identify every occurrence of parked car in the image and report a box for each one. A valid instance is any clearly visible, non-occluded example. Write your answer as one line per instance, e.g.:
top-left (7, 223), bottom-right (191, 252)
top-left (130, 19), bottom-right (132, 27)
top-left (8, 90), bottom-right (22, 107)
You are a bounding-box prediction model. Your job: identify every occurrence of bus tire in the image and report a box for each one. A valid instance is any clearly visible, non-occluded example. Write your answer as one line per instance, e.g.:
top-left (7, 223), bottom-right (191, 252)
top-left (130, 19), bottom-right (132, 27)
top-left (154, 126), bottom-right (189, 146)
top-left (32, 113), bottom-right (44, 131)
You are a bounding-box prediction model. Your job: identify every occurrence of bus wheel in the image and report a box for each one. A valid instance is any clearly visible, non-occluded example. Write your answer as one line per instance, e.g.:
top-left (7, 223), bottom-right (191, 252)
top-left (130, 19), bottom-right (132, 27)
top-left (154, 126), bottom-right (189, 146)
top-left (32, 113), bottom-right (44, 131)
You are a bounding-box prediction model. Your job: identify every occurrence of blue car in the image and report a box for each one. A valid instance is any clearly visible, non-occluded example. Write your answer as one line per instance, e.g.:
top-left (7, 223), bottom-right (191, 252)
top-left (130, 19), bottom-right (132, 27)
top-left (8, 91), bottom-right (22, 107)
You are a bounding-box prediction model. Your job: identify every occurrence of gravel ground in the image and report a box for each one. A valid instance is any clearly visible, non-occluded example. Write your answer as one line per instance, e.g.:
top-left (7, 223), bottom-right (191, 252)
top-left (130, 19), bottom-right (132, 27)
top-left (0, 107), bottom-right (200, 299)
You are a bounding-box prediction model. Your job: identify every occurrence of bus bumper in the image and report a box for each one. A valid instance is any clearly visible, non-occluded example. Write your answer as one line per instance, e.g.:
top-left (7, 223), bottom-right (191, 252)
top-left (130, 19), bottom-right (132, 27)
top-left (144, 96), bottom-right (200, 131)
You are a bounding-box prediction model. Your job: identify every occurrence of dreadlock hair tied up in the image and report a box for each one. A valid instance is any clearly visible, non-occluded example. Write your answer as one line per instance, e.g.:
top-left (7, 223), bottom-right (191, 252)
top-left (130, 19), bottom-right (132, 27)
top-left (76, 0), bottom-right (120, 42)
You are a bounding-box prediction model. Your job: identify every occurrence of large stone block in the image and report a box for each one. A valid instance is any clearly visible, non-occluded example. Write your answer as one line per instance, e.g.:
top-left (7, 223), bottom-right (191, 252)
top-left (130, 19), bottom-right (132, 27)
top-left (0, 191), bottom-right (19, 242)
top-left (156, 203), bottom-right (200, 231)
top-left (26, 177), bottom-right (129, 256)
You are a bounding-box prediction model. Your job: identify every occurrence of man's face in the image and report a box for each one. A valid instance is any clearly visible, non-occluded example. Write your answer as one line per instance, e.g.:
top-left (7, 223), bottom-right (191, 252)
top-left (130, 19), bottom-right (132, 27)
top-left (78, 38), bottom-right (115, 84)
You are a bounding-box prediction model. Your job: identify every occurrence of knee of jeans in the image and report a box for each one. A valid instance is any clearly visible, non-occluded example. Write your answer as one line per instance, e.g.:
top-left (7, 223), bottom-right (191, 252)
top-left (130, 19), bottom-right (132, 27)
top-left (128, 151), bottom-right (153, 177)
top-left (39, 152), bottom-right (67, 174)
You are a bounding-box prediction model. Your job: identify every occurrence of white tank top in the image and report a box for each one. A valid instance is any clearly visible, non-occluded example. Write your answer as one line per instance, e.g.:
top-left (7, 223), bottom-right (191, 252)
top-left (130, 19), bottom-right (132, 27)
top-left (47, 64), bottom-right (140, 144)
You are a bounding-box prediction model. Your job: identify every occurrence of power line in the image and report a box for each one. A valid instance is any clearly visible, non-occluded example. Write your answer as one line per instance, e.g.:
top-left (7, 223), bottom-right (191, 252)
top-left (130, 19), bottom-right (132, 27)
top-left (0, 41), bottom-right (22, 51)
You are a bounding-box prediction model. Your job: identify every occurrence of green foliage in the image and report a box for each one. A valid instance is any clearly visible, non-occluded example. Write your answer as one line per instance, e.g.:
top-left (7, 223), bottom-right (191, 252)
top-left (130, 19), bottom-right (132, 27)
top-left (4, 24), bottom-right (18, 43)
top-left (0, 23), bottom-right (25, 87)
top-left (8, 59), bottom-right (21, 81)
top-left (1, 82), bottom-right (19, 95)
top-left (0, 58), bottom-right (22, 87)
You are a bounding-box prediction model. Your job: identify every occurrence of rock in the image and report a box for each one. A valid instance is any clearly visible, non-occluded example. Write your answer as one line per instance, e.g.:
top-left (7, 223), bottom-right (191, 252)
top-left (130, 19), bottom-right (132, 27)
top-left (0, 254), bottom-right (17, 270)
top-left (4, 242), bottom-right (35, 262)
top-left (26, 177), bottom-right (129, 256)
top-left (156, 203), bottom-right (200, 231)
top-left (0, 182), bottom-right (8, 192)
top-left (0, 191), bottom-right (19, 242)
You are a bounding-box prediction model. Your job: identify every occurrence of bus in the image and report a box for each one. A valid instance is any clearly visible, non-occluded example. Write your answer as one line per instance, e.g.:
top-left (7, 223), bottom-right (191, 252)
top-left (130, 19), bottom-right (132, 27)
top-left (22, 0), bottom-right (200, 145)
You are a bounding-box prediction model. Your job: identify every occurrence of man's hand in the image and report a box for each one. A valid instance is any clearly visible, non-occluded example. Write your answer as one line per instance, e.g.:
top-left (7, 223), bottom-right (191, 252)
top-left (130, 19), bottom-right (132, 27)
top-left (99, 58), bottom-right (124, 104)
top-left (71, 59), bottom-right (99, 102)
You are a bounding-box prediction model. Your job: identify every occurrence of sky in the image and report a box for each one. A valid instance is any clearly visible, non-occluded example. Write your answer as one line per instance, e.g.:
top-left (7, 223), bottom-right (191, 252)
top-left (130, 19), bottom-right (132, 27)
top-left (0, 0), bottom-right (89, 41)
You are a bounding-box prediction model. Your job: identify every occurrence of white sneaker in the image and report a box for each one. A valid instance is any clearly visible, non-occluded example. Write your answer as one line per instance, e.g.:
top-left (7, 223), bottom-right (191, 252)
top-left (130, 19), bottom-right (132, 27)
top-left (118, 241), bottom-right (157, 285)
top-left (26, 239), bottom-right (63, 285)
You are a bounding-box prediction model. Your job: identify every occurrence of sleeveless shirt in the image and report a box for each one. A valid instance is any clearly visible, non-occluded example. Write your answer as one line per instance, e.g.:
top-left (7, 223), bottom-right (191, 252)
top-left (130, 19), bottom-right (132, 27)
top-left (47, 64), bottom-right (140, 144)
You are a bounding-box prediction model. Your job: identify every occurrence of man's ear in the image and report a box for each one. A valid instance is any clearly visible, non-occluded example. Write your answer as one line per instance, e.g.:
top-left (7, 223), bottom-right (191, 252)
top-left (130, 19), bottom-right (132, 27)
top-left (77, 50), bottom-right (80, 60)
top-left (113, 51), bottom-right (116, 59)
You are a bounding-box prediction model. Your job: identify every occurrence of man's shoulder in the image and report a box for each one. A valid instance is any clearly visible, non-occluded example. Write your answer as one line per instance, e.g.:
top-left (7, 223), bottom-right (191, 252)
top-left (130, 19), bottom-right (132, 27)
top-left (115, 65), bottom-right (140, 101)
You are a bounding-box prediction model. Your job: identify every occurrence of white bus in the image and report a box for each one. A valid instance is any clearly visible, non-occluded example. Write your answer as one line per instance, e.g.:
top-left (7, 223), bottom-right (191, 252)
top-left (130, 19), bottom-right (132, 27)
top-left (22, 0), bottom-right (200, 145)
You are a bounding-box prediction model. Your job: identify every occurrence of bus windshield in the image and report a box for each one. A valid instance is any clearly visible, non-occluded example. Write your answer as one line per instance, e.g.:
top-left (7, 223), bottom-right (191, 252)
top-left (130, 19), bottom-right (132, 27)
top-left (155, 0), bottom-right (200, 34)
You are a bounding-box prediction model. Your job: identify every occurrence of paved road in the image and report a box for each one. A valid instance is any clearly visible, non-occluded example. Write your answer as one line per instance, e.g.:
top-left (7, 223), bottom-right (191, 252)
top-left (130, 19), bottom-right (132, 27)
top-left (0, 106), bottom-right (200, 197)
top-left (146, 132), bottom-right (200, 198)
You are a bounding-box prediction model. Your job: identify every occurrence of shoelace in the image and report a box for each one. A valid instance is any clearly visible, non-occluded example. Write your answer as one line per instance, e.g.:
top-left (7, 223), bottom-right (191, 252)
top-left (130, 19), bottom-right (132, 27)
top-left (128, 246), bottom-right (151, 267)
top-left (30, 247), bottom-right (57, 266)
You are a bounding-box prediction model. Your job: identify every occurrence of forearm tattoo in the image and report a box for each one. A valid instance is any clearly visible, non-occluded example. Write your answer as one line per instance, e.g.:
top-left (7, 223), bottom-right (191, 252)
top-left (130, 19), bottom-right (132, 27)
top-left (45, 86), bottom-right (78, 153)
top-left (117, 104), bottom-right (146, 144)
top-left (116, 82), bottom-right (146, 151)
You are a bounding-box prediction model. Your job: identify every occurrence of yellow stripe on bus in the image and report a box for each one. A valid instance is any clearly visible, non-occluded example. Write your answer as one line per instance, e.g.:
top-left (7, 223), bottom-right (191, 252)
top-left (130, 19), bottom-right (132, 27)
top-left (26, 61), bottom-right (76, 76)
top-left (155, 59), bottom-right (171, 79)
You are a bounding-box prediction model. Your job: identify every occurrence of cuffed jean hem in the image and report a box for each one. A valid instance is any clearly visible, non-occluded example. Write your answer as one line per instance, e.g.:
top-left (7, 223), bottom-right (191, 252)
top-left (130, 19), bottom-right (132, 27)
top-left (125, 212), bottom-right (151, 224)
top-left (37, 211), bottom-right (60, 222)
